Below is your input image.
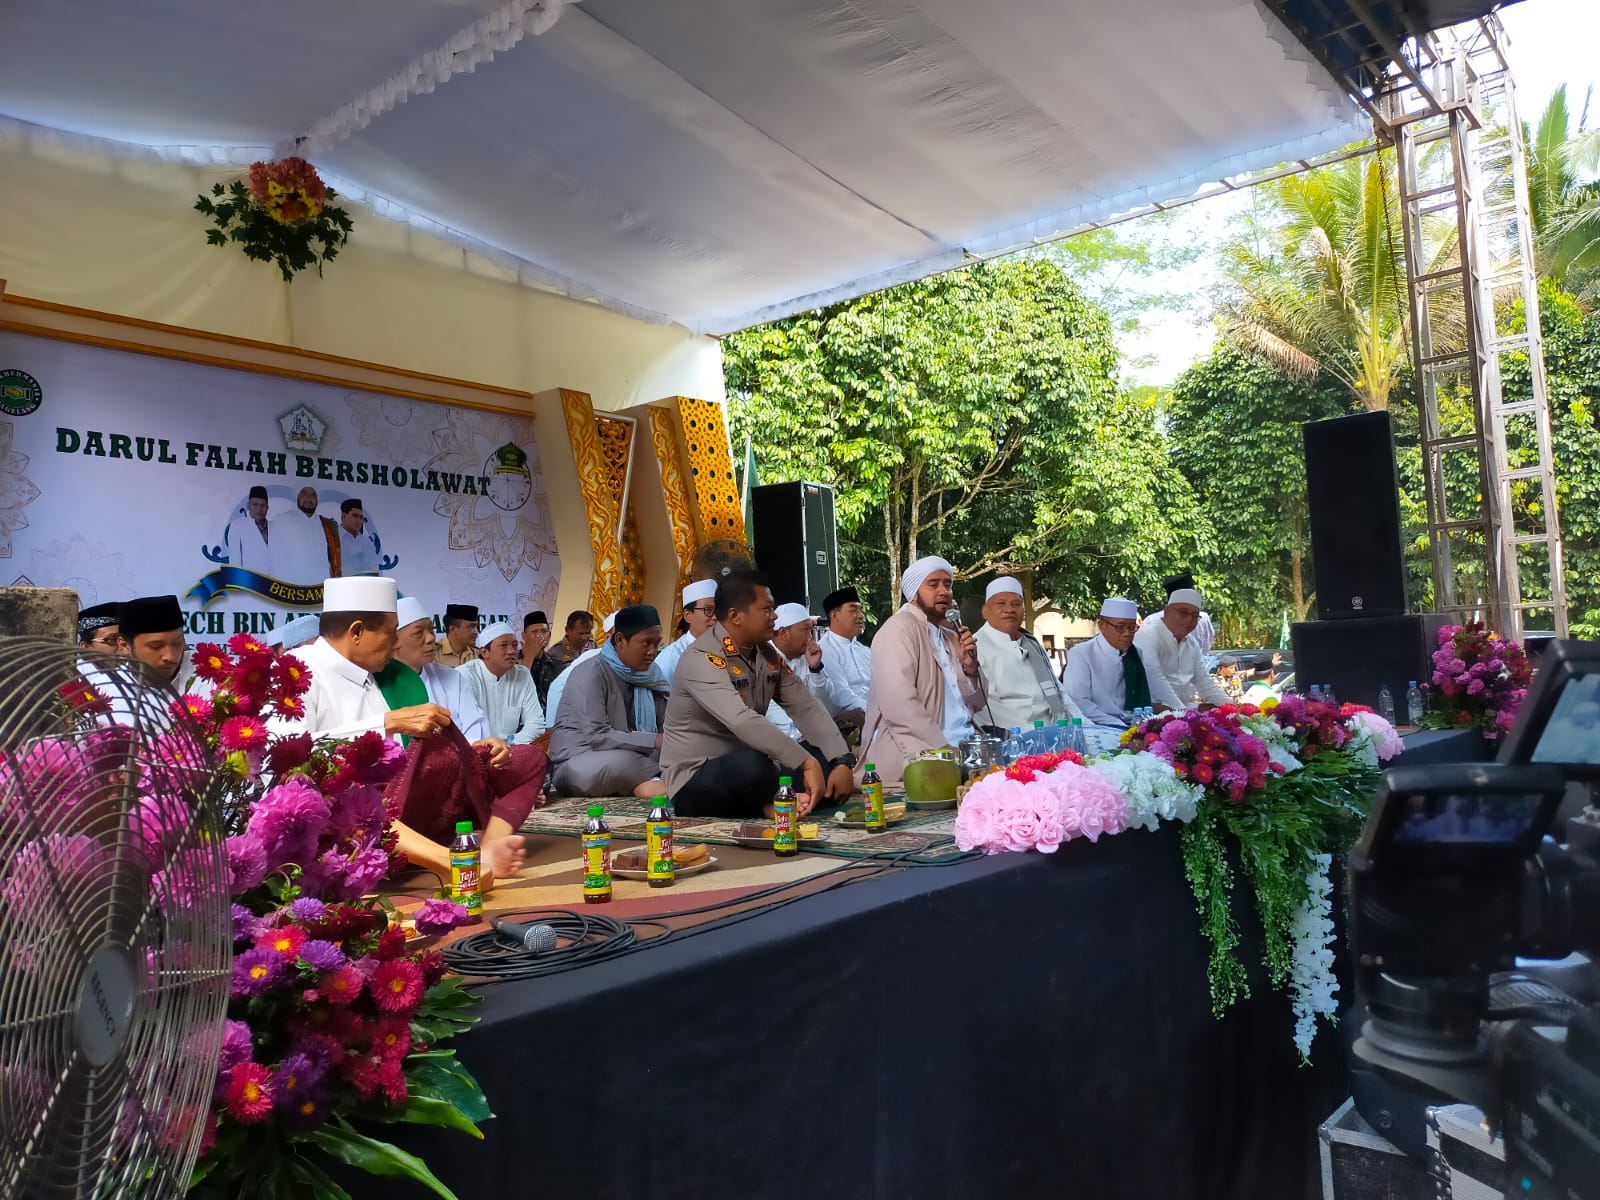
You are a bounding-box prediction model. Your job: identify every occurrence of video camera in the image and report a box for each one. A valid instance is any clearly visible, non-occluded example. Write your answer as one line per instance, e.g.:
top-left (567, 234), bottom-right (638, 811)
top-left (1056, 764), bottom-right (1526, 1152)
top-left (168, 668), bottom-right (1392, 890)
top-left (1346, 639), bottom-right (1600, 1199)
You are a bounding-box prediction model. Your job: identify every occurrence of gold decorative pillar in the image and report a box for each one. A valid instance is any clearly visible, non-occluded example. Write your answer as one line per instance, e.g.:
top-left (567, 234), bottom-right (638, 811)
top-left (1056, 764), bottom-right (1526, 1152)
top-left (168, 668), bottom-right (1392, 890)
top-left (647, 405), bottom-right (701, 588)
top-left (559, 389), bottom-right (622, 620)
top-left (594, 413), bottom-right (646, 608)
top-left (673, 396), bottom-right (747, 543)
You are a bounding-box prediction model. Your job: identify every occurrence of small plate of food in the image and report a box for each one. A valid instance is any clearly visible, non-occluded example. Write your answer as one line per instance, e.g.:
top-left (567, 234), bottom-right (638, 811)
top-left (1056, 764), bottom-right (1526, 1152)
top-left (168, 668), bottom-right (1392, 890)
top-left (726, 821), bottom-right (825, 848)
top-left (833, 801), bottom-right (908, 827)
top-left (610, 842), bottom-right (716, 879)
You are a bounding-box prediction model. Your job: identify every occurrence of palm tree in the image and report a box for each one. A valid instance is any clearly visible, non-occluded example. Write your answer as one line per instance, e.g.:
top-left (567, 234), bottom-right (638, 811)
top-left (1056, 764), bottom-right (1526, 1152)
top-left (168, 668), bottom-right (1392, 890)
top-left (1528, 84), bottom-right (1600, 298)
top-left (1220, 150), bottom-right (1456, 412)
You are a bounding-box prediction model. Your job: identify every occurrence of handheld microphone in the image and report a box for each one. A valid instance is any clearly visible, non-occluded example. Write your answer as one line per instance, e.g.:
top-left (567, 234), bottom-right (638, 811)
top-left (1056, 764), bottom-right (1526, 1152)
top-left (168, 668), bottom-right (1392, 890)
top-left (490, 915), bottom-right (559, 954)
top-left (945, 607), bottom-right (964, 631)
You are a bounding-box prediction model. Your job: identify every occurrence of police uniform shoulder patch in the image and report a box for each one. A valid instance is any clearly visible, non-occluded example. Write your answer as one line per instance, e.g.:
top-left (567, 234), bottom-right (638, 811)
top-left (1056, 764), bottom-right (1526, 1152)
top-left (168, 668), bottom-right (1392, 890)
top-left (722, 636), bottom-right (738, 657)
top-left (706, 653), bottom-right (727, 669)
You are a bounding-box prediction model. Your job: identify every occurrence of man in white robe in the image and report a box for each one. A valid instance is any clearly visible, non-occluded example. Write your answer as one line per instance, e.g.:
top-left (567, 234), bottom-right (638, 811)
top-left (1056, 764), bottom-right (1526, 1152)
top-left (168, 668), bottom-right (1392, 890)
top-left (817, 586), bottom-right (872, 711)
top-left (653, 579), bottom-right (718, 689)
top-left (974, 577), bottom-right (1082, 730)
top-left (1061, 598), bottom-right (1154, 729)
top-left (336, 498), bottom-right (380, 575)
top-left (766, 602), bottom-right (864, 739)
top-left (225, 486), bottom-right (273, 575)
top-left (392, 596), bottom-right (504, 754)
top-left (269, 486), bottom-right (335, 584)
top-left (457, 621), bottom-right (546, 744)
top-left (284, 576), bottom-right (526, 882)
top-left (857, 557), bottom-right (987, 789)
top-left (1133, 585), bottom-right (1230, 712)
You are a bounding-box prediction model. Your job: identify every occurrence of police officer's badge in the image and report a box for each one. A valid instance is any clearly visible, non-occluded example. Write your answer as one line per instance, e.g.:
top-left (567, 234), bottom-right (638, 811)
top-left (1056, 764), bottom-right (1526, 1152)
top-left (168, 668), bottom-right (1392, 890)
top-left (706, 653), bottom-right (727, 668)
top-left (722, 636), bottom-right (738, 658)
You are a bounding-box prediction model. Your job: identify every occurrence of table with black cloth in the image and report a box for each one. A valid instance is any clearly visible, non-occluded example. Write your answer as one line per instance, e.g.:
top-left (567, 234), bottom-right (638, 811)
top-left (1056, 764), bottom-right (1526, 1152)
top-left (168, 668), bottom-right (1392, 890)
top-left (366, 728), bottom-right (1487, 1200)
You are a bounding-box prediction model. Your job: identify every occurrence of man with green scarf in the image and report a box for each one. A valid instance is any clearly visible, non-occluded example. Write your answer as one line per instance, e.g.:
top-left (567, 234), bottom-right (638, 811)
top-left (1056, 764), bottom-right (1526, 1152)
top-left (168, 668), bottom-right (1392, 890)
top-left (1059, 597), bottom-right (1159, 729)
top-left (548, 604), bottom-right (670, 798)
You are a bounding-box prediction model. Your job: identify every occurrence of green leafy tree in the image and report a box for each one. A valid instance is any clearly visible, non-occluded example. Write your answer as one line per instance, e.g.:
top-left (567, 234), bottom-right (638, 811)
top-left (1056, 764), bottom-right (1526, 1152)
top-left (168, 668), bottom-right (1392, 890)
top-left (1527, 84), bottom-right (1600, 298)
top-left (1167, 348), bottom-right (1352, 643)
top-left (724, 260), bottom-right (1206, 617)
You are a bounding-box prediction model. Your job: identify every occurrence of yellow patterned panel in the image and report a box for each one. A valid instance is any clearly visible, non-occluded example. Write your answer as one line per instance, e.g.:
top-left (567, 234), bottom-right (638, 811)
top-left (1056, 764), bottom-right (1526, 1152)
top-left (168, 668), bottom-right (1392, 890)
top-left (674, 396), bottom-right (747, 544)
top-left (559, 389), bottom-right (622, 619)
top-left (619, 502), bottom-right (646, 607)
top-left (648, 405), bottom-right (698, 586)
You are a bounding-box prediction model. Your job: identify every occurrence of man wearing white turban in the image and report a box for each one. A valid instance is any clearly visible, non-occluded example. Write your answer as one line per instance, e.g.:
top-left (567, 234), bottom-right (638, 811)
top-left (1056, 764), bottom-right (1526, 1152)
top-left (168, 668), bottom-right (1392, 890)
top-left (1133, 583), bottom-right (1230, 711)
top-left (857, 556), bottom-right (986, 789)
top-left (653, 579), bottom-right (719, 689)
top-left (975, 576), bottom-right (1083, 729)
top-left (1061, 597), bottom-right (1157, 728)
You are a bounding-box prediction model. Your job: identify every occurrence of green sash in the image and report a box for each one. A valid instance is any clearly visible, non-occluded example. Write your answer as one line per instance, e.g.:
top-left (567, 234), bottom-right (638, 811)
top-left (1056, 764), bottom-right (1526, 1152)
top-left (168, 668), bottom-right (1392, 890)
top-left (373, 659), bottom-right (429, 745)
top-left (1122, 645), bottom-right (1153, 713)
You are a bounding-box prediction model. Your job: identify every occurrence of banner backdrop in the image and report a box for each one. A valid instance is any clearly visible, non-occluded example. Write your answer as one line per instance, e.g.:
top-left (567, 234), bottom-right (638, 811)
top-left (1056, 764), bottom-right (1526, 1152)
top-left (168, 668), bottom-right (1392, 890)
top-left (0, 330), bottom-right (561, 637)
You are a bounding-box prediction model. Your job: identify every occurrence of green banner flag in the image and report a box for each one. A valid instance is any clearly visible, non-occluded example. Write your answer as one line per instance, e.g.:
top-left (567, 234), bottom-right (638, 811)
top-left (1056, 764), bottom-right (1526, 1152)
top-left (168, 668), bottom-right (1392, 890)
top-left (740, 435), bottom-right (758, 536)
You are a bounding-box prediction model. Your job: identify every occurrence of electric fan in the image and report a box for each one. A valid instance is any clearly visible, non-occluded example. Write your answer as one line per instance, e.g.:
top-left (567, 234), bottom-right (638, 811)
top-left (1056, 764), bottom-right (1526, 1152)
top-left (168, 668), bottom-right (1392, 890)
top-left (0, 638), bottom-right (231, 1198)
top-left (691, 539), bottom-right (755, 580)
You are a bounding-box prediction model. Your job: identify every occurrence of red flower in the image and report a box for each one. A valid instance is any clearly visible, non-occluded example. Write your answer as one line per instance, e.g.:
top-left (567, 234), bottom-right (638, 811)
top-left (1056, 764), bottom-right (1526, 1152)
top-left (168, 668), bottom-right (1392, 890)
top-left (191, 643), bottom-right (232, 684)
top-left (229, 632), bottom-right (273, 660)
top-left (258, 925), bottom-right (306, 960)
top-left (370, 1016), bottom-right (411, 1061)
top-left (272, 694), bottom-right (306, 720)
top-left (168, 694), bottom-right (213, 725)
top-left (267, 733), bottom-right (314, 776)
top-left (341, 1053), bottom-right (386, 1101)
top-left (230, 658), bottom-right (273, 701)
top-left (418, 949), bottom-right (449, 987)
top-left (316, 964), bottom-right (364, 1006)
top-left (223, 1062), bottom-right (273, 1123)
top-left (370, 959), bottom-right (425, 1013)
top-left (220, 716), bottom-right (267, 753)
top-left (58, 680), bottom-right (111, 715)
top-left (272, 655), bottom-right (312, 697)
top-left (372, 928), bottom-right (408, 962)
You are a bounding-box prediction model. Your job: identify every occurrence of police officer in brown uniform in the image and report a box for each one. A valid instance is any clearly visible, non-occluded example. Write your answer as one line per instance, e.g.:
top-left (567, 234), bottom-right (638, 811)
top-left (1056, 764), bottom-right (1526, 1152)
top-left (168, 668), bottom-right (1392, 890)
top-left (662, 570), bottom-right (857, 818)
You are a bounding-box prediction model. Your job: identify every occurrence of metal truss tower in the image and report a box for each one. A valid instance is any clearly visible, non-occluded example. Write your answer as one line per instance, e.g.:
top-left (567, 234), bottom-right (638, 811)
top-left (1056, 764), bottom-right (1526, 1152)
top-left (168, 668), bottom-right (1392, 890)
top-left (1262, 9), bottom-right (1568, 639)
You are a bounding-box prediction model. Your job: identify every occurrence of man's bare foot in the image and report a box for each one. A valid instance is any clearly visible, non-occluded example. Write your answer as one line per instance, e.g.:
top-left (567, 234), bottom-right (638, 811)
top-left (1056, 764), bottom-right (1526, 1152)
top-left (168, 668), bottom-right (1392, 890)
top-left (483, 834), bottom-right (527, 886)
top-left (633, 779), bottom-right (665, 799)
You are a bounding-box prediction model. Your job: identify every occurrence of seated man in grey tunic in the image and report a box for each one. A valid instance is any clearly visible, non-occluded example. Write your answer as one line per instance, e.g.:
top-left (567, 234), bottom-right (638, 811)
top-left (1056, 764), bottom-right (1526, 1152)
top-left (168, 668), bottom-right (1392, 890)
top-left (547, 604), bottom-right (669, 798)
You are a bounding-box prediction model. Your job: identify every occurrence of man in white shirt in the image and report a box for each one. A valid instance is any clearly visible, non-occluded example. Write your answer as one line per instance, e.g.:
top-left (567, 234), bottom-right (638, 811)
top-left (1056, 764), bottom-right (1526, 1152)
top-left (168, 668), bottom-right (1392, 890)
top-left (653, 579), bottom-right (718, 689)
top-left (336, 498), bottom-right (380, 576)
top-left (286, 576), bottom-right (526, 882)
top-left (269, 486), bottom-right (336, 585)
top-left (225, 486), bottom-right (273, 575)
top-left (457, 622), bottom-right (546, 744)
top-left (1061, 597), bottom-right (1156, 728)
top-left (766, 602), bottom-right (864, 739)
top-left (1133, 585), bottom-right (1230, 712)
top-left (974, 577), bottom-right (1082, 730)
top-left (817, 586), bottom-right (871, 711)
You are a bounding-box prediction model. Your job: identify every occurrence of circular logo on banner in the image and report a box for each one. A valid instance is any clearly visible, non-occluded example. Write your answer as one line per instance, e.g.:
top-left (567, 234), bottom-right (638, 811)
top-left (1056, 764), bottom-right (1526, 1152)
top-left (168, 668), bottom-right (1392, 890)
top-left (484, 442), bottom-right (532, 512)
top-left (0, 369), bottom-right (43, 417)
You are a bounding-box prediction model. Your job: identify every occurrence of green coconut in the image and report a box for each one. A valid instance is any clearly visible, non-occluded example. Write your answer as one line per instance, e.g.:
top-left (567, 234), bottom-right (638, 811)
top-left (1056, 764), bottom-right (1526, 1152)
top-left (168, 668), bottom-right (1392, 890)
top-left (902, 754), bottom-right (961, 803)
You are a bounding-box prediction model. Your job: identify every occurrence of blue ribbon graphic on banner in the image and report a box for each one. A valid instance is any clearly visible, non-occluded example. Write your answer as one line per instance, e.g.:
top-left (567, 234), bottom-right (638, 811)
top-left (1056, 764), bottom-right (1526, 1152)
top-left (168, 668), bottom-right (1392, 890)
top-left (186, 566), bottom-right (326, 608)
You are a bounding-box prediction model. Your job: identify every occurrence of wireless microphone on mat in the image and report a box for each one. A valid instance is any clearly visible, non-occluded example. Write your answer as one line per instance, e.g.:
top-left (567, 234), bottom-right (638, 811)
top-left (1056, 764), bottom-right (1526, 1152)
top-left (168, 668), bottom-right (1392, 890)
top-left (490, 915), bottom-right (559, 954)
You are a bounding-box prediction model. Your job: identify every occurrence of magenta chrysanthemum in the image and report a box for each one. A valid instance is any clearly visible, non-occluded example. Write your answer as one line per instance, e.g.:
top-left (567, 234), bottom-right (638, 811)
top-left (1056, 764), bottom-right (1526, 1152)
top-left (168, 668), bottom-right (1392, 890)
top-left (222, 1062), bottom-right (272, 1123)
top-left (370, 959), bottom-right (424, 1014)
top-left (245, 778), bottom-right (329, 870)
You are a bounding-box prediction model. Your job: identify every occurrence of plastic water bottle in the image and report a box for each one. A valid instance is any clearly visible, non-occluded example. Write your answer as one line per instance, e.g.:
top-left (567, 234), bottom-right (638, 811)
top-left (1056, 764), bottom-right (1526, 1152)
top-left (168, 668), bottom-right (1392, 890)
top-left (1322, 683), bottom-right (1338, 707)
top-left (1069, 717), bottom-right (1087, 756)
top-left (1309, 684), bottom-right (1323, 703)
top-left (1053, 718), bottom-right (1070, 754)
top-left (1028, 719), bottom-right (1047, 754)
top-left (1376, 685), bottom-right (1396, 726)
top-left (1406, 680), bottom-right (1424, 725)
top-left (1002, 726), bottom-right (1024, 763)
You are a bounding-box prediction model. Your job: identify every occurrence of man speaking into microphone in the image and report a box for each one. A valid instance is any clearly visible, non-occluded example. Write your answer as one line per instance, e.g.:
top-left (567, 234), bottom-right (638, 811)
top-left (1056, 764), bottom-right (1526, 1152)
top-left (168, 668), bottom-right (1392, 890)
top-left (857, 555), bottom-right (987, 791)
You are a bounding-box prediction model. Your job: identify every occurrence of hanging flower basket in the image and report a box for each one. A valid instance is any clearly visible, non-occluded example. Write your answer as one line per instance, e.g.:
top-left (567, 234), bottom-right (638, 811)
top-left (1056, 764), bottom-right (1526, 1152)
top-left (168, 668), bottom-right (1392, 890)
top-left (196, 157), bottom-right (353, 282)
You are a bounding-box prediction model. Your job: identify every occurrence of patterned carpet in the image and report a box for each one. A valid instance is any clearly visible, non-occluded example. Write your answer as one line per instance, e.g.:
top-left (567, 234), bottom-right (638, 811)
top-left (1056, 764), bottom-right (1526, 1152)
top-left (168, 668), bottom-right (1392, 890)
top-left (519, 794), bottom-right (970, 865)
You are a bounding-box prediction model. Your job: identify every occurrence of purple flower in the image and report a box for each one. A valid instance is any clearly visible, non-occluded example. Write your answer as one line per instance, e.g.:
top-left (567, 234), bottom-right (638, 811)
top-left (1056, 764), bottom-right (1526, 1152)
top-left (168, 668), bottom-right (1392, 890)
top-left (1159, 719), bottom-right (1192, 746)
top-left (339, 843), bottom-right (393, 899)
top-left (231, 904), bottom-right (261, 943)
top-left (288, 897), bottom-right (326, 923)
top-left (325, 783), bottom-right (385, 841)
top-left (225, 834), bottom-right (268, 894)
top-left (4, 835), bottom-right (110, 908)
top-left (297, 939), bottom-right (346, 972)
top-left (272, 1049), bottom-right (326, 1099)
top-left (218, 1019), bottom-right (253, 1072)
top-left (1466, 678), bottom-right (1486, 697)
top-left (130, 793), bottom-right (187, 873)
top-left (232, 946), bottom-right (287, 997)
top-left (411, 898), bottom-right (473, 936)
top-left (245, 778), bottom-right (329, 870)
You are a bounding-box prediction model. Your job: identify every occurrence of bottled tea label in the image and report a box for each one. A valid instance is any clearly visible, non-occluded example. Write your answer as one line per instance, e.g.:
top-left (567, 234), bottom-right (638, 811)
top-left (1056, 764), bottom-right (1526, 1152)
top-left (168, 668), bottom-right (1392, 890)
top-left (863, 779), bottom-right (885, 831)
top-left (581, 831), bottom-right (612, 896)
top-left (646, 817), bottom-right (675, 881)
top-left (450, 851), bottom-right (482, 915)
top-left (773, 800), bottom-right (797, 854)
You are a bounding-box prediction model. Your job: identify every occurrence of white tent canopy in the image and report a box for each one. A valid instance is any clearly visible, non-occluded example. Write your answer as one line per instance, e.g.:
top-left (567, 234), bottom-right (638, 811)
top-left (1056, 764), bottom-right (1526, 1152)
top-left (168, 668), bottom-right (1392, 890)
top-left (0, 0), bottom-right (1365, 333)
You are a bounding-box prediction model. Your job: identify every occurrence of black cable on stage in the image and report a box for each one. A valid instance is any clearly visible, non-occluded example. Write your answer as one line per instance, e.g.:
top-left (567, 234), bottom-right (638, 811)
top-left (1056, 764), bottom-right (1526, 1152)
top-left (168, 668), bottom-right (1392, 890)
top-left (449, 836), bottom-right (966, 983)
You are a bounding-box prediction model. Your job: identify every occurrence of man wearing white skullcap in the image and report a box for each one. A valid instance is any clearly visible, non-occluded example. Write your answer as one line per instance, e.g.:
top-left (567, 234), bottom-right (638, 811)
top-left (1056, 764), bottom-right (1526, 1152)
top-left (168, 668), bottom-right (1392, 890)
top-left (265, 614), bottom-right (321, 652)
top-left (653, 579), bottom-right (719, 690)
top-left (283, 578), bottom-right (529, 884)
top-left (390, 597), bottom-right (497, 751)
top-left (1061, 598), bottom-right (1157, 727)
top-left (765, 602), bottom-right (863, 739)
top-left (857, 555), bottom-right (986, 790)
top-left (457, 620), bottom-right (546, 744)
top-left (975, 577), bottom-right (1083, 730)
top-left (1133, 579), bottom-right (1230, 711)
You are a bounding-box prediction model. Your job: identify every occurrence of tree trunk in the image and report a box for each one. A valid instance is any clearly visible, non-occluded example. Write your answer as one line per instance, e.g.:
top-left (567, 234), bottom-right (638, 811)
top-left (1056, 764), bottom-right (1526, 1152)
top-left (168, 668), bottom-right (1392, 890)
top-left (907, 461), bottom-right (922, 565)
top-left (885, 487), bottom-right (902, 617)
top-left (1020, 567), bottom-right (1035, 632)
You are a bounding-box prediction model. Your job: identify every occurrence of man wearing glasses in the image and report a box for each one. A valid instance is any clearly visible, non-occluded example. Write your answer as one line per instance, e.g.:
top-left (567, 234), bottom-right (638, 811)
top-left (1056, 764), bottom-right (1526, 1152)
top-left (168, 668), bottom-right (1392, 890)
top-left (1060, 597), bottom-right (1161, 729)
top-left (77, 602), bottom-right (122, 654)
top-left (652, 579), bottom-right (718, 689)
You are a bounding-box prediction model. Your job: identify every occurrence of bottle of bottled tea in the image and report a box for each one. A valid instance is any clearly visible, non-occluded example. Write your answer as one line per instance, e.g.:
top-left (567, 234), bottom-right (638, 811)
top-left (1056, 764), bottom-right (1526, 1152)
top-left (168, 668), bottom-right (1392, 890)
top-left (449, 820), bottom-right (482, 918)
top-left (862, 763), bottom-right (885, 833)
top-left (773, 776), bottom-right (798, 857)
top-left (646, 796), bottom-right (675, 889)
top-left (581, 805), bottom-right (613, 904)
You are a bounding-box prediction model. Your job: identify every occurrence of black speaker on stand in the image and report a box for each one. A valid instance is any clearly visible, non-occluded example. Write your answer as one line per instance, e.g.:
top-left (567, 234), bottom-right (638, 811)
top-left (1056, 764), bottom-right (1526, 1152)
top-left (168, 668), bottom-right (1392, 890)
top-left (749, 481), bottom-right (838, 611)
top-left (1292, 412), bottom-right (1434, 709)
